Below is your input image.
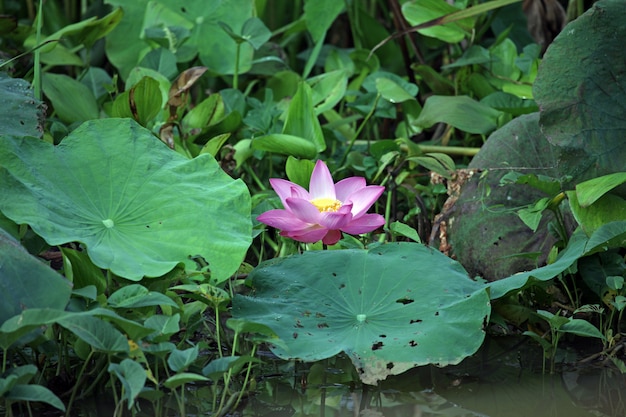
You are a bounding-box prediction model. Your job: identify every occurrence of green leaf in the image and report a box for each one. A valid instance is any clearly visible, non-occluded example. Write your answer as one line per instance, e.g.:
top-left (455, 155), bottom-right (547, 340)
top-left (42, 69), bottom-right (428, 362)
top-left (568, 191), bottom-right (626, 236)
top-left (389, 221), bottom-right (421, 243)
top-left (0, 229), bottom-right (71, 326)
top-left (181, 94), bottom-right (225, 132)
top-left (144, 314), bottom-right (180, 342)
top-left (533, 1), bottom-right (626, 188)
top-left (0, 73), bottom-right (44, 138)
top-left (402, 0), bottom-right (474, 43)
top-left (304, 0), bottom-right (345, 42)
top-left (200, 133), bottom-right (230, 157)
top-left (60, 247), bottom-right (107, 294)
top-left (307, 70), bottom-right (348, 114)
top-left (139, 48), bottom-right (179, 79)
top-left (167, 345), bottom-right (199, 372)
top-left (517, 197), bottom-right (551, 232)
top-left (80, 67), bottom-right (113, 100)
top-left (576, 173), bottom-right (626, 207)
top-left (487, 230), bottom-right (588, 299)
top-left (201, 355), bottom-right (260, 380)
top-left (42, 73), bottom-right (99, 124)
top-left (0, 308), bottom-right (150, 350)
top-left (585, 221), bottom-right (626, 255)
top-left (285, 157), bottom-right (315, 189)
top-left (105, 0), bottom-right (256, 77)
top-left (240, 17), bottom-right (271, 49)
top-left (163, 372), bottom-right (209, 389)
top-left (108, 359), bottom-right (146, 408)
top-left (233, 242), bottom-right (489, 385)
top-left (0, 118), bottom-right (251, 282)
top-left (560, 319), bottom-right (605, 340)
top-left (129, 76), bottom-right (163, 126)
top-left (108, 284), bottom-right (179, 309)
top-left (414, 95), bottom-right (503, 134)
top-left (375, 77), bottom-right (416, 103)
top-left (57, 315), bottom-right (129, 353)
top-left (283, 82), bottom-right (326, 152)
top-left (125, 67), bottom-right (171, 106)
top-left (6, 384), bottom-right (65, 411)
top-left (252, 133), bottom-right (318, 159)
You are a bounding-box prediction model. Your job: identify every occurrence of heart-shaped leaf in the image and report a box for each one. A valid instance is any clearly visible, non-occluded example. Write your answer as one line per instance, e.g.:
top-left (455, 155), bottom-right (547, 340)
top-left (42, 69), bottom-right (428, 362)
top-left (533, 0), bottom-right (626, 187)
top-left (0, 118), bottom-right (251, 282)
top-left (233, 242), bottom-right (490, 385)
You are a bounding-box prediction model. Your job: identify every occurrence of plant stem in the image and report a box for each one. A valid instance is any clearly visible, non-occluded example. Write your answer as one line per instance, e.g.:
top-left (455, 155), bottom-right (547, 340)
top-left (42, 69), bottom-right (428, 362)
top-left (234, 344), bottom-right (257, 409)
top-left (33, 0), bottom-right (44, 101)
top-left (338, 94), bottom-right (380, 169)
top-left (233, 43), bottom-right (241, 90)
top-left (65, 350), bottom-right (94, 417)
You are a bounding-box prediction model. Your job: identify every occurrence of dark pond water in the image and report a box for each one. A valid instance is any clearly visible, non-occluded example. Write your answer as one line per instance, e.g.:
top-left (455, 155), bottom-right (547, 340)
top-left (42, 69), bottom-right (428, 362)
top-left (51, 336), bottom-right (626, 417)
top-left (241, 336), bottom-right (625, 417)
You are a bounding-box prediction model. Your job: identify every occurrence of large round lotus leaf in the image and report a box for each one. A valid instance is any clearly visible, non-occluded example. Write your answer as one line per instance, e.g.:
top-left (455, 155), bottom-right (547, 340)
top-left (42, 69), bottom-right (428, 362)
top-left (446, 113), bottom-right (561, 280)
top-left (0, 228), bottom-right (72, 324)
top-left (534, 0), bottom-right (626, 189)
top-left (0, 118), bottom-right (251, 282)
top-left (232, 242), bottom-right (490, 385)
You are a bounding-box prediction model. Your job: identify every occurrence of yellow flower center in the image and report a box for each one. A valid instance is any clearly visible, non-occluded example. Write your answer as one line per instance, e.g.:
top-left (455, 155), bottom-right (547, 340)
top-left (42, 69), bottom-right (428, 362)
top-left (311, 197), bottom-right (342, 212)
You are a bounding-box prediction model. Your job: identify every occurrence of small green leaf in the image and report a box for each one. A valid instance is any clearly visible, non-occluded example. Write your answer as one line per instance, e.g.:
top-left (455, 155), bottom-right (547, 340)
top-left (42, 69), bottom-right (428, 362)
top-left (606, 276), bottom-right (624, 291)
top-left (576, 173), bottom-right (626, 207)
top-left (108, 359), bottom-right (146, 409)
top-left (200, 133), bottom-right (230, 157)
top-left (560, 319), bottom-right (605, 340)
top-left (389, 221), bottom-right (421, 243)
top-left (163, 372), bottom-right (209, 389)
top-left (414, 95), bottom-right (503, 134)
top-left (252, 133), bottom-right (318, 159)
top-left (307, 70), bottom-right (348, 114)
top-left (108, 284), bottom-right (179, 310)
top-left (167, 345), bottom-right (199, 372)
top-left (375, 77), bottom-right (416, 103)
top-left (568, 191), bottom-right (626, 236)
top-left (57, 315), bottom-right (129, 353)
top-left (304, 0), bottom-right (345, 42)
top-left (182, 94), bottom-right (225, 132)
top-left (130, 76), bottom-right (163, 125)
top-left (517, 197), bottom-right (551, 232)
top-left (60, 247), bottom-right (107, 294)
top-left (283, 82), bottom-right (326, 152)
top-left (144, 314), bottom-right (180, 342)
top-left (201, 355), bottom-right (260, 379)
top-left (401, 0), bottom-right (473, 43)
top-left (488, 230), bottom-right (588, 299)
top-left (285, 157), bottom-right (315, 189)
top-left (42, 73), bottom-right (99, 124)
top-left (6, 384), bottom-right (66, 411)
top-left (240, 17), bottom-right (271, 50)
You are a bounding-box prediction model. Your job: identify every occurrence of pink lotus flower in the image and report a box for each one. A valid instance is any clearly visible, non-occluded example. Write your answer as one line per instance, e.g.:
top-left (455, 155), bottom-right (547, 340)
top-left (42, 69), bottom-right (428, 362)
top-left (258, 160), bottom-right (385, 245)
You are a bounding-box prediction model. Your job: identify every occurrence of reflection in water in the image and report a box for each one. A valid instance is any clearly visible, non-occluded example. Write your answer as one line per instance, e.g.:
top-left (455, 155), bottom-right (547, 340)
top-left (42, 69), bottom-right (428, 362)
top-left (66, 337), bottom-right (625, 416)
top-left (244, 337), bottom-right (625, 417)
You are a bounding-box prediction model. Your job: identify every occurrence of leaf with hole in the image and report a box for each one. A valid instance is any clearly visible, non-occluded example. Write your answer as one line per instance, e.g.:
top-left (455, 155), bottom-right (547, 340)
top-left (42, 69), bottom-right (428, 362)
top-left (233, 242), bottom-right (489, 385)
